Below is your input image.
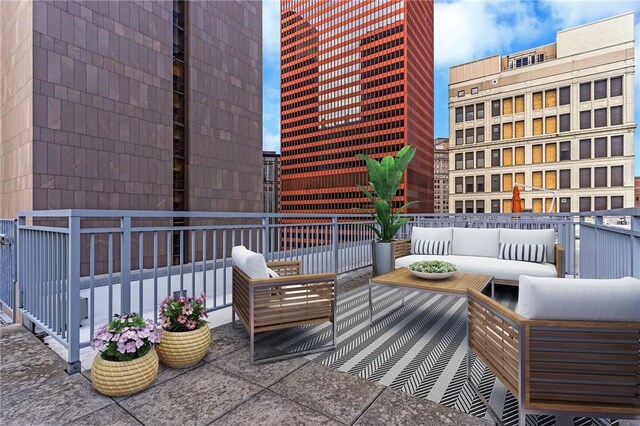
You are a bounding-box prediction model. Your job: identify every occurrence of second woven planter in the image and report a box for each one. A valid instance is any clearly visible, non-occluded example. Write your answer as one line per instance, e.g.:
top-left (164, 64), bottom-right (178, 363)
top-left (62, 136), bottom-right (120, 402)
top-left (156, 324), bottom-right (211, 368)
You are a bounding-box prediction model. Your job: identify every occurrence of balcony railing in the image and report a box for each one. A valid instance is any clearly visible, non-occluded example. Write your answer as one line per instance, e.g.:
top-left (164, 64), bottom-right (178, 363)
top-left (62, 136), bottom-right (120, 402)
top-left (3, 209), bottom-right (638, 372)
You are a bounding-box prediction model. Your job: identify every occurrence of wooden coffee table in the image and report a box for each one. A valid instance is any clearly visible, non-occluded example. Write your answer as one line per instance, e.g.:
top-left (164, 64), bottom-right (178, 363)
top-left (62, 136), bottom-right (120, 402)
top-left (368, 268), bottom-right (493, 325)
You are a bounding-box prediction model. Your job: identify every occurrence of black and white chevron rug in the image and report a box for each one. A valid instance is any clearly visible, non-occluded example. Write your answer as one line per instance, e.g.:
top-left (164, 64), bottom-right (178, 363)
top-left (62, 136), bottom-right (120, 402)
top-left (253, 285), bottom-right (621, 426)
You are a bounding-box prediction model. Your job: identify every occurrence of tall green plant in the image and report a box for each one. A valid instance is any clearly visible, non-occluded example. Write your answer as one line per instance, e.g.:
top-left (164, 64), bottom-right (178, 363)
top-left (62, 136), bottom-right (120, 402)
top-left (357, 145), bottom-right (416, 242)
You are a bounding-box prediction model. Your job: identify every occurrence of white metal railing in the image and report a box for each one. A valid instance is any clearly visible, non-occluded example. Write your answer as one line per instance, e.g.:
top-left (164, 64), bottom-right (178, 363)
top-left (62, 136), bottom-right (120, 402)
top-left (15, 209), bottom-right (577, 373)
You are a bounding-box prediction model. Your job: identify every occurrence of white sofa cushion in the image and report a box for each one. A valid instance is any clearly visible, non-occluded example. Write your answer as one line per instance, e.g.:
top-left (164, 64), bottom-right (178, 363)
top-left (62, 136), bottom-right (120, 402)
top-left (411, 227), bottom-right (453, 255)
top-left (516, 275), bottom-right (640, 321)
top-left (500, 228), bottom-right (556, 263)
top-left (451, 228), bottom-right (500, 258)
top-left (413, 240), bottom-right (450, 255)
top-left (498, 243), bottom-right (546, 263)
top-left (395, 255), bottom-right (557, 282)
top-left (231, 245), bottom-right (269, 279)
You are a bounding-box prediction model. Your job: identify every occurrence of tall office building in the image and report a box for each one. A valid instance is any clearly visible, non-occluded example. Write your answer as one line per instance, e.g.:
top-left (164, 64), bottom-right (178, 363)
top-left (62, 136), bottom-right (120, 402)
top-left (448, 13), bottom-right (635, 214)
top-left (0, 0), bottom-right (262, 218)
top-left (280, 0), bottom-right (434, 215)
top-left (635, 176), bottom-right (640, 207)
top-left (263, 151), bottom-right (281, 213)
top-left (433, 138), bottom-right (449, 213)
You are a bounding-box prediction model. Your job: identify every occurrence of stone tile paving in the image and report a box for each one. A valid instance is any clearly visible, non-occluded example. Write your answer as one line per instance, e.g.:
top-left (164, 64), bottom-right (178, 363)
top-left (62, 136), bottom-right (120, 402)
top-left (0, 268), bottom-right (494, 426)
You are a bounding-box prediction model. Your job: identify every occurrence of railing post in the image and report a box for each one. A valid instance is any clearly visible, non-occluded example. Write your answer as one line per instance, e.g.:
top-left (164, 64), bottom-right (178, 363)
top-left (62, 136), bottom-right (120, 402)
top-left (262, 216), bottom-right (269, 261)
top-left (631, 213), bottom-right (639, 279)
top-left (12, 219), bottom-right (17, 323)
top-left (16, 216), bottom-right (26, 326)
top-left (121, 216), bottom-right (131, 314)
top-left (594, 213), bottom-right (602, 278)
top-left (332, 216), bottom-right (339, 273)
top-left (67, 215), bottom-right (81, 374)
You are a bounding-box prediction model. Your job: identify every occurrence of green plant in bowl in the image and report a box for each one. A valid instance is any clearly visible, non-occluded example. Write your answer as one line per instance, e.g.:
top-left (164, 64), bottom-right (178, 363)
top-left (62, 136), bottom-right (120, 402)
top-left (409, 260), bottom-right (457, 274)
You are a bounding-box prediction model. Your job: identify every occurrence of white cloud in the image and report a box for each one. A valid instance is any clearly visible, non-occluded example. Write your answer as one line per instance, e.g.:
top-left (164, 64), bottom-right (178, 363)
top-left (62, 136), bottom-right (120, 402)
top-left (263, 130), bottom-right (280, 153)
top-left (539, 0), bottom-right (637, 28)
top-left (262, 0), bottom-right (280, 59)
top-left (434, 0), bottom-right (542, 69)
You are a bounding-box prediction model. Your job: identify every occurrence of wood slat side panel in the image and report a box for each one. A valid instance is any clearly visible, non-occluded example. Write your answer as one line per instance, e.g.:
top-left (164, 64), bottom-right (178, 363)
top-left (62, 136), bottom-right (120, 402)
top-left (526, 325), bottom-right (640, 411)
top-left (267, 260), bottom-right (302, 276)
top-left (392, 239), bottom-right (411, 260)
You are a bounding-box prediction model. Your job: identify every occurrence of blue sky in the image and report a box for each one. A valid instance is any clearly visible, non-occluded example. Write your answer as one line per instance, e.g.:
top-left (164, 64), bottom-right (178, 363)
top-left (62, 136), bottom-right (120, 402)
top-left (262, 0), bottom-right (640, 174)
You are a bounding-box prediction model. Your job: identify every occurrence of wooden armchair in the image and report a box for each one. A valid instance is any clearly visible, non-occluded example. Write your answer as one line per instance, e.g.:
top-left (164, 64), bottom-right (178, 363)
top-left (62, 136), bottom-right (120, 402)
top-left (467, 288), bottom-right (640, 425)
top-left (232, 260), bottom-right (337, 363)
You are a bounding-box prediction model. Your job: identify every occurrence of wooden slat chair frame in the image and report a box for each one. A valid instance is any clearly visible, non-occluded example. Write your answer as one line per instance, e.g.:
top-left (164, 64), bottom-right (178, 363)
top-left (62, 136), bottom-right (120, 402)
top-left (467, 288), bottom-right (640, 425)
top-left (391, 239), bottom-right (565, 285)
top-left (232, 260), bottom-right (337, 364)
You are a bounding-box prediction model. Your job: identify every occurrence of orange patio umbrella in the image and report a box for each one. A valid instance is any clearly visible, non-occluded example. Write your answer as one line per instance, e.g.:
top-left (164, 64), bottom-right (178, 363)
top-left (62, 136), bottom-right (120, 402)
top-left (512, 186), bottom-right (524, 213)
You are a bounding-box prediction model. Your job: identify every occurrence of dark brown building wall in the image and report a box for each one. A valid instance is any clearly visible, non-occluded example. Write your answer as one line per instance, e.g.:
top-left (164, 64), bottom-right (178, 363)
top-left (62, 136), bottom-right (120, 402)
top-left (635, 176), bottom-right (640, 207)
top-left (279, 0), bottom-right (434, 215)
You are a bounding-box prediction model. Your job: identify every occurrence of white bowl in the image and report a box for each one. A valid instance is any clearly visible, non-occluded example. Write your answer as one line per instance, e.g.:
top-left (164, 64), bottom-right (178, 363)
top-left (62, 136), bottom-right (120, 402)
top-left (409, 270), bottom-right (456, 280)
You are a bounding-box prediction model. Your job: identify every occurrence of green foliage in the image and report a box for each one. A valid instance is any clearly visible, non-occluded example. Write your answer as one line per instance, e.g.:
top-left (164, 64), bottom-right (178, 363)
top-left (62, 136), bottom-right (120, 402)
top-left (409, 260), bottom-right (457, 273)
top-left (357, 145), bottom-right (416, 242)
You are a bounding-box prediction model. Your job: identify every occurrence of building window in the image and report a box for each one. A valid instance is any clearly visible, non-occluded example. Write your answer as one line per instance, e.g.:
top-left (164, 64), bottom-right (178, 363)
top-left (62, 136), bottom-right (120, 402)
top-left (503, 98), bottom-right (513, 115)
top-left (559, 197), bottom-right (571, 212)
top-left (491, 124), bottom-right (500, 141)
top-left (491, 100), bottom-right (500, 117)
top-left (515, 95), bottom-right (524, 113)
top-left (610, 106), bottom-right (622, 125)
top-left (465, 152), bottom-right (474, 169)
top-left (466, 128), bottom-right (474, 144)
top-left (611, 166), bottom-right (623, 186)
top-left (476, 127), bottom-right (485, 143)
top-left (610, 76), bottom-right (622, 97)
top-left (455, 201), bottom-right (463, 213)
top-left (594, 108), bottom-right (607, 128)
top-left (465, 105), bottom-right (474, 121)
top-left (559, 113), bottom-right (570, 132)
top-left (579, 168), bottom-right (591, 188)
top-left (559, 141), bottom-right (570, 161)
top-left (455, 177), bottom-right (463, 193)
top-left (515, 120), bottom-right (524, 138)
top-left (559, 169), bottom-right (571, 189)
top-left (611, 196), bottom-right (623, 209)
top-left (594, 137), bottom-right (607, 158)
top-left (456, 130), bottom-right (463, 145)
top-left (580, 110), bottom-right (591, 129)
top-left (532, 92), bottom-right (543, 110)
top-left (579, 197), bottom-right (591, 212)
top-left (594, 167), bottom-right (607, 187)
top-left (491, 199), bottom-right (500, 213)
top-left (559, 86), bottom-right (570, 105)
top-left (476, 200), bottom-right (485, 213)
top-left (458, 90), bottom-right (465, 97)
top-left (579, 139), bottom-right (590, 159)
top-left (491, 149), bottom-right (500, 166)
top-left (545, 89), bottom-right (556, 108)
top-left (476, 103), bottom-right (484, 119)
top-left (611, 135), bottom-right (623, 156)
top-left (477, 176), bottom-right (485, 192)
top-left (594, 79), bottom-right (607, 99)
top-left (579, 82), bottom-right (591, 102)
top-left (455, 153), bottom-right (463, 170)
top-left (465, 200), bottom-right (474, 213)
top-left (471, 87), bottom-right (479, 95)
top-left (594, 196), bottom-right (607, 211)
top-left (533, 118), bottom-right (543, 135)
top-left (455, 107), bottom-right (463, 123)
top-left (491, 174), bottom-right (500, 192)
top-left (532, 144), bottom-right (543, 164)
top-left (465, 176), bottom-right (474, 193)
top-left (476, 151), bottom-right (485, 168)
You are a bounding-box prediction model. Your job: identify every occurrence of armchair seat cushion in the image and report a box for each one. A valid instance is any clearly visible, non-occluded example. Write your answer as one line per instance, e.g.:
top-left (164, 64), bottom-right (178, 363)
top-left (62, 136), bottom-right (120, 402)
top-left (516, 275), bottom-right (640, 321)
top-left (395, 254), bottom-right (557, 282)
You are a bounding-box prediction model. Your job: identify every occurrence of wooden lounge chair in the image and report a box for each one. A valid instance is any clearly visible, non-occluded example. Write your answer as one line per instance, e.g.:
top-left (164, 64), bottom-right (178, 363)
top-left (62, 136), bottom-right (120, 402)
top-left (231, 246), bottom-right (337, 363)
top-left (467, 275), bottom-right (640, 425)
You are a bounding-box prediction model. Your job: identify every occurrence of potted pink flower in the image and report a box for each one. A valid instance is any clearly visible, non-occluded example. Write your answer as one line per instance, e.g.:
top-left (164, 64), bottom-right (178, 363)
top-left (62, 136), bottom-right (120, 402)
top-left (90, 313), bottom-right (162, 396)
top-left (156, 294), bottom-right (211, 368)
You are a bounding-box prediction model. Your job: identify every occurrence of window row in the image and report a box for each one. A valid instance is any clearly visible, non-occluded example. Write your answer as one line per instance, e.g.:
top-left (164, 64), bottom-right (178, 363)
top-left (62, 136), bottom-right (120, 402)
top-left (453, 195), bottom-right (624, 214)
top-left (579, 77), bottom-right (623, 102)
top-left (454, 103), bottom-right (484, 123)
top-left (578, 166), bottom-right (624, 188)
top-left (579, 106), bottom-right (623, 129)
top-left (454, 127), bottom-right (485, 145)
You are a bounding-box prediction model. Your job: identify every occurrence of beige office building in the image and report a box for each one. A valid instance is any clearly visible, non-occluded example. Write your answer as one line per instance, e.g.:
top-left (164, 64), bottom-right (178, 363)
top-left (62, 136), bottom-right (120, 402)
top-left (433, 138), bottom-right (449, 213)
top-left (448, 13), bottom-right (635, 214)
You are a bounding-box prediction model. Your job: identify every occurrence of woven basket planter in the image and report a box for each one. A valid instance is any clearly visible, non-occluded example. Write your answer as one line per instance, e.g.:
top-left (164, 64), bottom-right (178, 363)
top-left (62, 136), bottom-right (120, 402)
top-left (92, 348), bottom-right (159, 397)
top-left (156, 325), bottom-right (211, 368)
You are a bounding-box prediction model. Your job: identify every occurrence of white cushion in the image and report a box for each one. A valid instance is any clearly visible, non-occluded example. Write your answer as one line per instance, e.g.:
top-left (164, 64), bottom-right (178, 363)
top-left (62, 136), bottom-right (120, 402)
top-left (500, 228), bottom-right (556, 264)
top-left (498, 243), bottom-right (546, 263)
top-left (451, 228), bottom-right (500, 258)
top-left (411, 227), bottom-right (453, 252)
top-left (412, 240), bottom-right (450, 255)
top-left (231, 245), bottom-right (269, 279)
top-left (516, 275), bottom-right (640, 321)
top-left (395, 255), bottom-right (557, 282)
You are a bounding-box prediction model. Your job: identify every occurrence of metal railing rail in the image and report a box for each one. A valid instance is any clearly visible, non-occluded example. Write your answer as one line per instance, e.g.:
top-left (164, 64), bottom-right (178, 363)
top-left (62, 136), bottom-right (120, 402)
top-left (0, 219), bottom-right (17, 319)
top-left (579, 207), bottom-right (640, 279)
top-left (16, 209), bottom-right (579, 373)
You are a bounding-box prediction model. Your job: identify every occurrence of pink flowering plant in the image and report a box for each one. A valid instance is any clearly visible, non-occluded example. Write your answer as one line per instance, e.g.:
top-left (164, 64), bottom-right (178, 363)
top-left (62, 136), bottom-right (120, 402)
top-left (159, 294), bottom-right (208, 332)
top-left (90, 313), bottom-right (162, 362)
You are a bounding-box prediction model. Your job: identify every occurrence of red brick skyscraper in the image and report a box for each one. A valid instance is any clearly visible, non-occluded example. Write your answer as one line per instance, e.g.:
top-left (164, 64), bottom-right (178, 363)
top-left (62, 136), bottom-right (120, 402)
top-left (280, 0), bottom-right (434, 214)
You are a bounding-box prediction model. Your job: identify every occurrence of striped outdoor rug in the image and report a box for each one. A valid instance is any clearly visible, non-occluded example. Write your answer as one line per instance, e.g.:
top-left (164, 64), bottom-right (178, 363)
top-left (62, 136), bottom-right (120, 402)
top-left (253, 285), bottom-right (620, 426)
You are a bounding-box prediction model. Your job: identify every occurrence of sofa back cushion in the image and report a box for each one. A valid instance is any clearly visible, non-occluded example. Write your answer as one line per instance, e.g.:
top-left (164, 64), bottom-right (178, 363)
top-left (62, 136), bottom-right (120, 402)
top-left (499, 228), bottom-right (556, 263)
top-left (231, 245), bottom-right (269, 279)
top-left (411, 227), bottom-right (453, 254)
top-left (451, 228), bottom-right (500, 258)
top-left (516, 275), bottom-right (640, 322)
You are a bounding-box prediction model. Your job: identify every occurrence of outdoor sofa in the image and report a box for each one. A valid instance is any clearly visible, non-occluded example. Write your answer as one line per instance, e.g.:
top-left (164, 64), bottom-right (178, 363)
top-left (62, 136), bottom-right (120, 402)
top-left (392, 227), bottom-right (564, 285)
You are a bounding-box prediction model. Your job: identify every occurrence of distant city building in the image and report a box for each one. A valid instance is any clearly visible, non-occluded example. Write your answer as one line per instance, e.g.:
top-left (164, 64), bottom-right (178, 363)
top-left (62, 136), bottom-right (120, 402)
top-left (448, 13), bottom-right (635, 214)
top-left (279, 0), bottom-right (435, 214)
top-left (263, 152), bottom-right (281, 214)
top-left (433, 138), bottom-right (449, 213)
top-left (0, 0), bottom-right (262, 218)
top-left (635, 176), bottom-right (640, 207)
